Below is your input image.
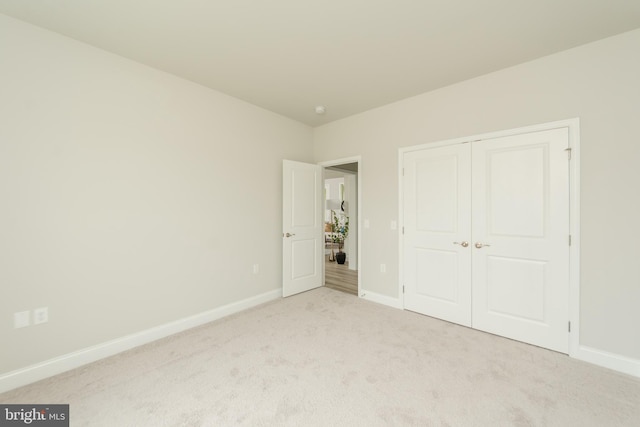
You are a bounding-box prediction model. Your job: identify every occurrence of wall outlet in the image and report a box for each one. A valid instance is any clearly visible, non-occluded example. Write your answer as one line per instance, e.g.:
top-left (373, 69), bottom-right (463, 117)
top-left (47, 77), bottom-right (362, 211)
top-left (34, 307), bottom-right (48, 325)
top-left (380, 264), bottom-right (386, 273)
top-left (253, 264), bottom-right (259, 274)
top-left (14, 311), bottom-right (30, 329)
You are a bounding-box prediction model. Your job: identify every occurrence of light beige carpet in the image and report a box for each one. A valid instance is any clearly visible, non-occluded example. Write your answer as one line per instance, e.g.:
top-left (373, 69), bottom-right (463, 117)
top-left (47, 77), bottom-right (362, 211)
top-left (1, 287), bottom-right (639, 426)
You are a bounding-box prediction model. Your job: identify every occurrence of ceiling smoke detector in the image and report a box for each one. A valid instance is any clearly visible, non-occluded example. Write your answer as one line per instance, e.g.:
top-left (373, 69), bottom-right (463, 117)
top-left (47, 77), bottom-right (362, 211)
top-left (315, 105), bottom-right (326, 115)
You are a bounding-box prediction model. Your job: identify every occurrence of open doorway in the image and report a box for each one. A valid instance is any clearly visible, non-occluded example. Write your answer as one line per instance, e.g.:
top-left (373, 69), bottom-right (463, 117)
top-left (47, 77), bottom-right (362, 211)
top-left (322, 160), bottom-right (359, 296)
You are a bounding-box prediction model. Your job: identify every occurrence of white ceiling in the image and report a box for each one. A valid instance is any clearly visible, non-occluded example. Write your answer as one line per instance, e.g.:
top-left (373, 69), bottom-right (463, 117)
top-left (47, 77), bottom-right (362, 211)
top-left (1, 1), bottom-right (640, 126)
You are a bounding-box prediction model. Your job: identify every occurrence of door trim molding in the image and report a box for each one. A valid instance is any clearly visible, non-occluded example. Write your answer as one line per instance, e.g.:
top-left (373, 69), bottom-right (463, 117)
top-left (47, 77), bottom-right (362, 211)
top-left (399, 118), bottom-right (580, 355)
top-left (319, 156), bottom-right (362, 297)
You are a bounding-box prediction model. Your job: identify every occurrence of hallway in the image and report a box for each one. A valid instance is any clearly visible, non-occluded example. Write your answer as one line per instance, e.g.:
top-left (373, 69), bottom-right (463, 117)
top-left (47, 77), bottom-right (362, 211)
top-left (324, 255), bottom-right (358, 295)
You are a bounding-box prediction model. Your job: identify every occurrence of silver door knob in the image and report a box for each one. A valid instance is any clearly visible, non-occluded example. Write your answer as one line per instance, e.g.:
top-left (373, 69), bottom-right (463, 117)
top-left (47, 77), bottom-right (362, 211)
top-left (475, 242), bottom-right (491, 248)
top-left (453, 241), bottom-right (469, 247)
top-left (284, 232), bottom-right (295, 238)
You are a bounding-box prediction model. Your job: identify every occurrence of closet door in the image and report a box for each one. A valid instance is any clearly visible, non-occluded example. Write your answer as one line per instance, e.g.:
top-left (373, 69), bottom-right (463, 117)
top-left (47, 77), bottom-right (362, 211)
top-left (403, 144), bottom-right (472, 326)
top-left (471, 128), bottom-right (570, 353)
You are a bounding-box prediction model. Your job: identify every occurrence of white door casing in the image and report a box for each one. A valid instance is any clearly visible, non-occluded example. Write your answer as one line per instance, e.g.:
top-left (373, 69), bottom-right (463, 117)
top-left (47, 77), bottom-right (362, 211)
top-left (472, 128), bottom-right (570, 353)
top-left (402, 126), bottom-right (571, 353)
top-left (403, 144), bottom-right (472, 326)
top-left (345, 173), bottom-right (358, 270)
top-left (282, 160), bottom-right (323, 297)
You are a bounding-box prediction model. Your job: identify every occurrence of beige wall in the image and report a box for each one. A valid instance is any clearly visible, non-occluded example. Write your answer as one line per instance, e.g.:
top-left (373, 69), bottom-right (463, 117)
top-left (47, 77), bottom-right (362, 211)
top-left (0, 15), bottom-right (313, 374)
top-left (313, 29), bottom-right (640, 360)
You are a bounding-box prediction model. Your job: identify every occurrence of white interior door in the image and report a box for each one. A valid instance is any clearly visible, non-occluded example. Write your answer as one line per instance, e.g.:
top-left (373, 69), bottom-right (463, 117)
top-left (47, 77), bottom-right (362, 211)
top-left (282, 160), bottom-right (323, 297)
top-left (403, 144), bottom-right (472, 326)
top-left (472, 128), bottom-right (570, 353)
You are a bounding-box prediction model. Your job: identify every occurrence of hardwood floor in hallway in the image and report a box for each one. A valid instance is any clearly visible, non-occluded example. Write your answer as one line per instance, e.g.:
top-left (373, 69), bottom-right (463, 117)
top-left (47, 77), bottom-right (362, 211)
top-left (324, 255), bottom-right (358, 295)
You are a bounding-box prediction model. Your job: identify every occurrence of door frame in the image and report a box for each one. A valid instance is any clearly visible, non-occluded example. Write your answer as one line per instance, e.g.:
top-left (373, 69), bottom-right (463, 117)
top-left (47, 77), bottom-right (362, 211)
top-left (398, 118), bottom-right (580, 356)
top-left (319, 156), bottom-right (362, 296)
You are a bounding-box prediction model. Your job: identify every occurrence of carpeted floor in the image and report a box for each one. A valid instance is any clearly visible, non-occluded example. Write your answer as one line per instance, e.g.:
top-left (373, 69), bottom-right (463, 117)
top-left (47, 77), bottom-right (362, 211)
top-left (1, 287), bottom-right (639, 426)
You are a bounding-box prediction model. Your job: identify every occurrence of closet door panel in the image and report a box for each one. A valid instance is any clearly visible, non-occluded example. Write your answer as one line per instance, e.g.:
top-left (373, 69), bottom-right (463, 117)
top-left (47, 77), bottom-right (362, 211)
top-left (471, 128), bottom-right (570, 353)
top-left (403, 144), bottom-right (472, 326)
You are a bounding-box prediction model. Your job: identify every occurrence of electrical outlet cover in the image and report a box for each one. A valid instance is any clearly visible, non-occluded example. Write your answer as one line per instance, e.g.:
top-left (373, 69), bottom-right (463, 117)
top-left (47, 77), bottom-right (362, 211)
top-left (34, 307), bottom-right (48, 325)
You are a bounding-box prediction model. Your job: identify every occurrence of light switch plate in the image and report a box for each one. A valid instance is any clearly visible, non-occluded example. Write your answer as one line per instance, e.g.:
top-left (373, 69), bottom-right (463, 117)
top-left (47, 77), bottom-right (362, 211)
top-left (14, 311), bottom-right (30, 328)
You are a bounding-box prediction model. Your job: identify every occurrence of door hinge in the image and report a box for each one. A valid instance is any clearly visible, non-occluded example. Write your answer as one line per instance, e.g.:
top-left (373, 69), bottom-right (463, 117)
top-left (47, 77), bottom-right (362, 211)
top-left (402, 168), bottom-right (405, 176)
top-left (568, 235), bottom-right (572, 246)
top-left (402, 226), bottom-right (405, 235)
top-left (403, 285), bottom-right (405, 294)
top-left (565, 147), bottom-right (572, 160)
top-left (568, 321), bottom-right (571, 333)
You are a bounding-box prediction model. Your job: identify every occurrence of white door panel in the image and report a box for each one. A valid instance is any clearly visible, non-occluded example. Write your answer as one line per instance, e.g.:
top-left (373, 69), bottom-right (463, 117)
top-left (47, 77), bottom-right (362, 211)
top-left (291, 239), bottom-right (317, 279)
top-left (283, 160), bottom-right (323, 297)
top-left (487, 146), bottom-right (546, 237)
top-left (485, 256), bottom-right (547, 322)
top-left (415, 248), bottom-right (460, 303)
top-left (472, 128), bottom-right (569, 353)
top-left (404, 145), bottom-right (472, 326)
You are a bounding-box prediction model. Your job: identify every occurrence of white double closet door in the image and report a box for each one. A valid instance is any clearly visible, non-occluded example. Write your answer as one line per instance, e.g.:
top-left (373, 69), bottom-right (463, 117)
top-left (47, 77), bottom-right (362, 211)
top-left (403, 128), bottom-right (570, 353)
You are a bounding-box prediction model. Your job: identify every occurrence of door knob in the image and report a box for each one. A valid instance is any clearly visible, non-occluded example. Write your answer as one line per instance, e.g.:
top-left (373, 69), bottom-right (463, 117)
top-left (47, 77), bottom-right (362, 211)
top-left (284, 232), bottom-right (295, 238)
top-left (453, 241), bottom-right (469, 247)
top-left (475, 242), bottom-right (491, 248)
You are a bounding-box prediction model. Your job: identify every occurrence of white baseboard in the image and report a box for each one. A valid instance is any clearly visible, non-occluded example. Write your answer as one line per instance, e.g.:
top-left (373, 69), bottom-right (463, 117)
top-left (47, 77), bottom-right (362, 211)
top-left (574, 345), bottom-right (640, 378)
top-left (3, 288), bottom-right (636, 394)
top-left (360, 290), bottom-right (403, 309)
top-left (0, 289), bottom-right (282, 394)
